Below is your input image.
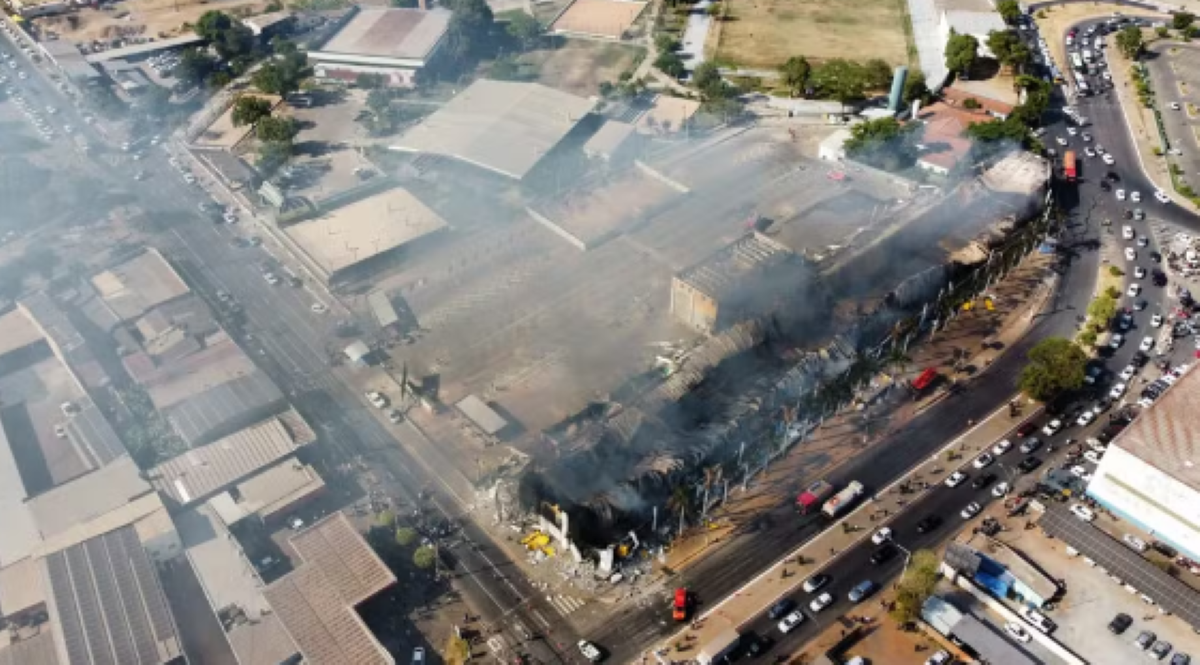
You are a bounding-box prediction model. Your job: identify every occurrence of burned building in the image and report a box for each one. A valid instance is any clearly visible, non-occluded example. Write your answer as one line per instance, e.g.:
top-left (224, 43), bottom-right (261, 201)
top-left (670, 232), bottom-right (811, 334)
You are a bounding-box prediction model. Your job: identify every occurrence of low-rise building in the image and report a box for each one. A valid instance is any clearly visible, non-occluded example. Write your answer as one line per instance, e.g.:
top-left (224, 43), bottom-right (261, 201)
top-left (308, 6), bottom-right (451, 87)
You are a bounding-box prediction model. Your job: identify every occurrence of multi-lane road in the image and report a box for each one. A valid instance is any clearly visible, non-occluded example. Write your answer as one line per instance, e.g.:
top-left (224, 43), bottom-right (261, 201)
top-left (7, 6), bottom-right (1200, 664)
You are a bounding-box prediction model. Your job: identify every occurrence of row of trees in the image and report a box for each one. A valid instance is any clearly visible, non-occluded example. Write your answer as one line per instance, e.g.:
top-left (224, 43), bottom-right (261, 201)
top-left (778, 56), bottom-right (917, 104)
top-left (230, 92), bottom-right (300, 175)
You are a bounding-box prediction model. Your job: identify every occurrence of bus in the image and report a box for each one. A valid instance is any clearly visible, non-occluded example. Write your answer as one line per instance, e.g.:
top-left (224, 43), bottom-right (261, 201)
top-left (1070, 52), bottom-right (1084, 71)
top-left (1064, 150), bottom-right (1077, 182)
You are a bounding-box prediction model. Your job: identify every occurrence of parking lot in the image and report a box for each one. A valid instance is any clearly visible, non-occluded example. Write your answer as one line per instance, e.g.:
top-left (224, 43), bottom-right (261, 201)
top-left (1009, 521), bottom-right (1200, 665)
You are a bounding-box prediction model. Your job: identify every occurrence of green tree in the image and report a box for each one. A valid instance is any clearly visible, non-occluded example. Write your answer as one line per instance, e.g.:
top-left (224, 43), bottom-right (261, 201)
top-left (890, 550), bottom-right (940, 624)
top-left (356, 72), bottom-right (386, 89)
top-left (779, 56), bottom-right (812, 98)
top-left (257, 139), bottom-right (293, 175)
top-left (987, 30), bottom-right (1028, 70)
top-left (194, 10), bottom-right (234, 41)
top-left (1087, 294), bottom-right (1118, 324)
top-left (692, 61), bottom-right (728, 100)
top-left (1117, 25), bottom-right (1145, 59)
top-left (1018, 337), bottom-right (1088, 401)
top-left (413, 545), bottom-right (437, 569)
top-left (231, 95), bottom-right (272, 126)
top-left (962, 97), bottom-right (981, 110)
top-left (844, 117), bottom-right (920, 170)
top-left (945, 30), bottom-right (980, 76)
top-left (655, 51), bottom-right (685, 78)
top-left (997, 0), bottom-right (1022, 24)
top-left (253, 62), bottom-right (298, 96)
top-left (444, 0), bottom-right (495, 62)
top-left (655, 34), bottom-right (681, 53)
top-left (810, 58), bottom-right (868, 104)
top-left (1172, 11), bottom-right (1195, 30)
top-left (391, 0), bottom-right (419, 6)
top-left (367, 88), bottom-right (392, 116)
top-left (506, 12), bottom-right (542, 50)
top-left (1157, 26), bottom-right (1170, 38)
top-left (175, 48), bottom-right (217, 86)
top-left (706, 2), bottom-right (722, 18)
top-left (903, 70), bottom-right (930, 105)
top-left (375, 510), bottom-right (397, 529)
top-left (1079, 329), bottom-right (1098, 347)
top-left (256, 116), bottom-right (298, 142)
top-left (863, 58), bottom-right (893, 90)
top-left (195, 10), bottom-right (254, 59)
top-left (395, 526), bottom-right (418, 547)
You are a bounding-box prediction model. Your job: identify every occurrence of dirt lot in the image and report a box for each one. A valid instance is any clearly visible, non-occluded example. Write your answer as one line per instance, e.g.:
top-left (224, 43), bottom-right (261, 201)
top-left (714, 0), bottom-right (912, 69)
top-left (519, 40), bottom-right (643, 96)
top-left (35, 0), bottom-right (269, 43)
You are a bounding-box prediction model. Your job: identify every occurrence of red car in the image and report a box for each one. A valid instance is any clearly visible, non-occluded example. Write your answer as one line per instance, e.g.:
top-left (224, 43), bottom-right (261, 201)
top-left (1015, 422), bottom-right (1037, 438)
top-left (673, 588), bottom-right (689, 621)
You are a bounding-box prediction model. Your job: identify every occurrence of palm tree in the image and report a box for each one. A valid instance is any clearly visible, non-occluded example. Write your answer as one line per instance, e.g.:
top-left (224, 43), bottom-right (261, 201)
top-left (666, 483), bottom-right (691, 524)
top-left (885, 347), bottom-right (912, 374)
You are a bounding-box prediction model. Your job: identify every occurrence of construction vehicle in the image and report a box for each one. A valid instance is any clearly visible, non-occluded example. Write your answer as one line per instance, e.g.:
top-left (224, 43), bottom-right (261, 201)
top-left (796, 480), bottom-right (834, 514)
top-left (821, 481), bottom-right (865, 519)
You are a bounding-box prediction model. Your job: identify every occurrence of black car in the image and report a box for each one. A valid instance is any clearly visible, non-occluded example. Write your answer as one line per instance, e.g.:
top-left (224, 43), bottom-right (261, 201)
top-left (971, 473), bottom-right (996, 489)
top-left (1109, 613), bottom-right (1133, 635)
top-left (1151, 251), bottom-right (1162, 263)
top-left (916, 515), bottom-right (943, 534)
top-left (1101, 180), bottom-right (1112, 191)
top-left (1018, 456), bottom-right (1042, 473)
top-left (869, 543), bottom-right (897, 565)
top-left (767, 599), bottom-right (795, 620)
top-left (1107, 171), bottom-right (1120, 182)
top-left (1132, 351), bottom-right (1150, 367)
top-left (741, 632), bottom-right (773, 658)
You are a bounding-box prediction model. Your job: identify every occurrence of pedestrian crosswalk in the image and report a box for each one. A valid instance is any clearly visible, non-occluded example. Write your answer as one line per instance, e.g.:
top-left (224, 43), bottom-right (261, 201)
top-left (547, 594), bottom-right (586, 616)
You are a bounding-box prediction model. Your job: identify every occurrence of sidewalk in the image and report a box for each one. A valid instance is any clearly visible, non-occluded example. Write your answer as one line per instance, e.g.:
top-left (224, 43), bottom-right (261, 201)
top-left (661, 250), bottom-right (1058, 574)
top-left (646, 251), bottom-right (1059, 661)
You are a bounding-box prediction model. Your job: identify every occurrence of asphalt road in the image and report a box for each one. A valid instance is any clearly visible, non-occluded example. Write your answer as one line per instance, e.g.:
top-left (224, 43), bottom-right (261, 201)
top-left (0, 30), bottom-right (585, 665)
top-left (594, 14), bottom-right (1200, 663)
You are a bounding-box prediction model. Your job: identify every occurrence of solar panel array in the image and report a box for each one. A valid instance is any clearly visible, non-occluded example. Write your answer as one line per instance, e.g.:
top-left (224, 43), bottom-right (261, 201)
top-left (44, 526), bottom-right (181, 665)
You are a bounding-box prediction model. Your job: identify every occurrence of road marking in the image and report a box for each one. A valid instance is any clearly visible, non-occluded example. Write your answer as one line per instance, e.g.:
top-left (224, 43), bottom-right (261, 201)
top-left (531, 609), bottom-right (550, 628)
top-left (548, 595), bottom-right (585, 616)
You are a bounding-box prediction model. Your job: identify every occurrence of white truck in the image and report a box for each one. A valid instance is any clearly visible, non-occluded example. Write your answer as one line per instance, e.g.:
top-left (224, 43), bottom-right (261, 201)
top-left (821, 480), bottom-right (865, 519)
top-left (696, 627), bottom-right (741, 665)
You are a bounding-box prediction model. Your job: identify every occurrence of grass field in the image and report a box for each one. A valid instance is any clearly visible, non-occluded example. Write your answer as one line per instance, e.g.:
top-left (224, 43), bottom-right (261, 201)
top-left (714, 0), bottom-right (913, 69)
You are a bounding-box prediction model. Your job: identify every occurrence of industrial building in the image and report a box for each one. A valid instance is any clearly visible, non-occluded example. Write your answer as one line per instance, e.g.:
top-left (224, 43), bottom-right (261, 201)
top-left (1087, 367), bottom-right (1200, 560)
top-left (943, 541), bottom-right (1060, 608)
top-left (921, 595), bottom-right (1038, 665)
top-left (283, 185), bottom-right (449, 285)
top-left (670, 232), bottom-right (808, 334)
top-left (9, 0), bottom-right (66, 17)
top-left (392, 79), bottom-right (598, 180)
top-left (308, 6), bottom-right (451, 87)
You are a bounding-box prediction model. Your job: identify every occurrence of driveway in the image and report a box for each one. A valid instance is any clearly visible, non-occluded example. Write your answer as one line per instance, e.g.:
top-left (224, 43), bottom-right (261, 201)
top-left (680, 0), bottom-right (712, 71)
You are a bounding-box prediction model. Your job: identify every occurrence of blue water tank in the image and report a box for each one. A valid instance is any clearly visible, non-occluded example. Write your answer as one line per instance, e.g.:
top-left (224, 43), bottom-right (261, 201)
top-left (888, 66), bottom-right (908, 111)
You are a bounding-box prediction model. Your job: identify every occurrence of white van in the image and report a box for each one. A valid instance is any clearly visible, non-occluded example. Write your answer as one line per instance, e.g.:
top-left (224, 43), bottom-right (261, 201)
top-left (1124, 534), bottom-right (1148, 552)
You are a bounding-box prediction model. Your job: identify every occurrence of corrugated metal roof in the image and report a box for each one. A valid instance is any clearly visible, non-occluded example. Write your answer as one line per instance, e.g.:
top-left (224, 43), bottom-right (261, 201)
top-left (314, 7), bottom-right (450, 61)
top-left (289, 513), bottom-right (395, 606)
top-left (26, 456), bottom-right (152, 543)
top-left (393, 79), bottom-right (596, 179)
top-left (455, 394), bottom-right (507, 435)
top-left (42, 526), bottom-right (183, 665)
top-left (149, 417), bottom-right (303, 507)
top-left (1110, 366), bottom-right (1200, 491)
top-left (676, 232), bottom-right (796, 301)
top-left (164, 370), bottom-right (287, 446)
top-left (0, 629), bottom-right (59, 665)
top-left (263, 565), bottom-right (394, 665)
top-left (950, 615), bottom-right (1038, 665)
top-left (89, 249), bottom-right (189, 324)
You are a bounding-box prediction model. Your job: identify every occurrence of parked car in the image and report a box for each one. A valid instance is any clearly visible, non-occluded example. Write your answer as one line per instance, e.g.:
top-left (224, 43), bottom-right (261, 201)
top-left (809, 592), bottom-right (833, 613)
top-left (777, 611), bottom-right (805, 634)
top-left (1070, 503), bottom-right (1096, 522)
top-left (1109, 613), bottom-right (1133, 635)
top-left (992, 439), bottom-right (1013, 455)
top-left (802, 574), bottom-right (830, 594)
top-left (973, 452), bottom-right (994, 468)
top-left (1019, 437), bottom-right (1042, 454)
top-left (960, 502), bottom-right (982, 520)
top-left (945, 471), bottom-right (968, 488)
top-left (767, 599), bottom-right (795, 620)
top-left (916, 515), bottom-right (942, 533)
top-left (1004, 622), bottom-right (1032, 643)
top-left (1135, 631), bottom-right (1157, 650)
top-left (848, 580), bottom-right (876, 603)
top-left (871, 528), bottom-right (892, 545)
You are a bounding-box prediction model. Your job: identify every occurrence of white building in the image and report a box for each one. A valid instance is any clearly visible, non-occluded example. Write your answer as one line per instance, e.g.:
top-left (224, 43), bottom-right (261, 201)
top-left (1087, 367), bottom-right (1200, 560)
top-left (307, 6), bottom-right (451, 87)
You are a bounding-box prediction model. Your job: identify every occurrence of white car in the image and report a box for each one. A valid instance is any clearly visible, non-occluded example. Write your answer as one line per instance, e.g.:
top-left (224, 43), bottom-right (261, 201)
top-left (945, 471), bottom-right (967, 488)
top-left (1155, 190), bottom-right (1171, 203)
top-left (1005, 622), bottom-right (1033, 644)
top-left (961, 502), bottom-right (982, 520)
top-left (1103, 153), bottom-right (1115, 165)
top-left (1070, 503), bottom-right (1096, 522)
top-left (973, 452), bottom-right (994, 469)
top-left (1070, 465), bottom-right (1094, 482)
top-left (1125, 247), bottom-right (1136, 261)
top-left (1124, 534), bottom-right (1148, 552)
top-left (1171, 101), bottom-right (1182, 110)
top-left (1134, 266), bottom-right (1146, 279)
top-left (1151, 314), bottom-right (1164, 328)
top-left (992, 481), bottom-right (1010, 497)
top-left (1081, 132), bottom-right (1092, 142)
top-left (1076, 410), bottom-right (1096, 426)
top-left (365, 391), bottom-right (388, 409)
top-left (1084, 449), bottom-right (1103, 464)
top-left (1131, 191), bottom-right (1142, 202)
top-left (1122, 225), bottom-right (1135, 240)
top-left (310, 303), bottom-right (328, 314)
top-left (1056, 136), bottom-right (1068, 146)
top-left (1140, 336), bottom-right (1154, 352)
top-left (1137, 235), bottom-right (1148, 248)
top-left (1110, 333), bottom-right (1124, 349)
top-left (1084, 147), bottom-right (1096, 158)
top-left (1110, 382), bottom-right (1127, 399)
top-left (1116, 189), bottom-right (1126, 201)
top-left (992, 439), bottom-right (1013, 456)
top-left (778, 611), bottom-right (805, 634)
top-left (809, 592), bottom-right (833, 613)
top-left (1067, 127), bottom-right (1077, 136)
top-left (1119, 365), bottom-right (1137, 381)
top-left (1041, 420), bottom-right (1062, 437)
top-left (1127, 284), bottom-right (1140, 298)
